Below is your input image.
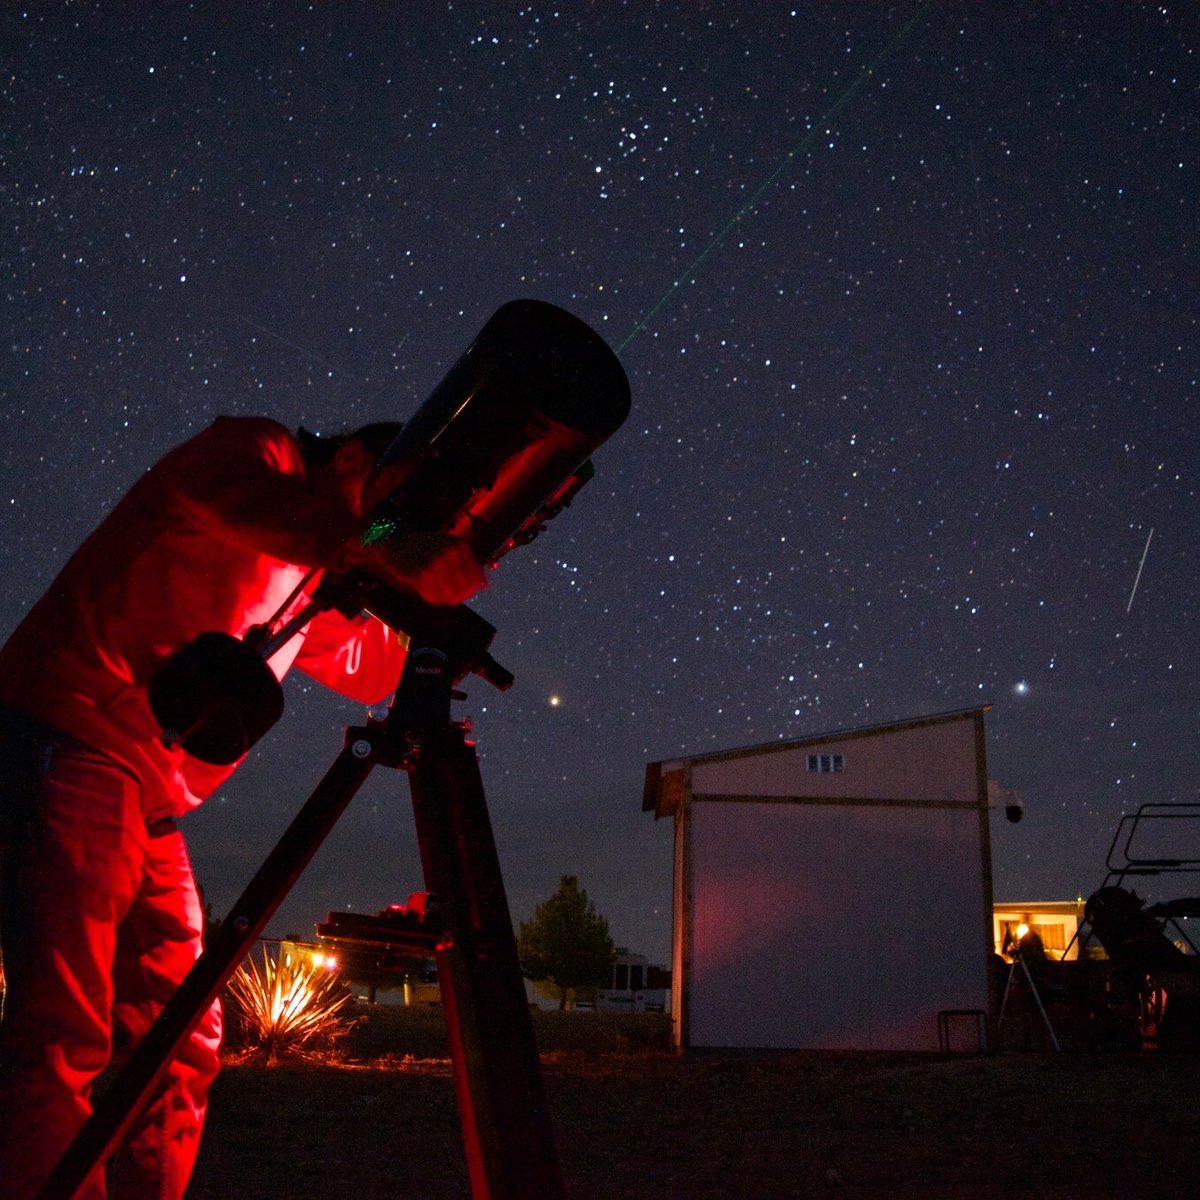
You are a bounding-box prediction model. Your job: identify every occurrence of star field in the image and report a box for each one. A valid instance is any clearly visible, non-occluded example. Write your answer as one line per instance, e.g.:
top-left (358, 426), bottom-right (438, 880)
top-left (2, 4), bottom-right (1196, 961)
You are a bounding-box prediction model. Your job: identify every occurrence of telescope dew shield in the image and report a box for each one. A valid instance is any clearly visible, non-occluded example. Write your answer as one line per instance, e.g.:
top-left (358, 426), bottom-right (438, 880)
top-left (369, 299), bottom-right (631, 564)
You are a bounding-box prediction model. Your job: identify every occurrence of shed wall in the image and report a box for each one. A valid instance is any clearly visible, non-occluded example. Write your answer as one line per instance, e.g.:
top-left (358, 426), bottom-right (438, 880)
top-left (690, 717), bottom-right (980, 803)
top-left (688, 798), bottom-right (989, 1050)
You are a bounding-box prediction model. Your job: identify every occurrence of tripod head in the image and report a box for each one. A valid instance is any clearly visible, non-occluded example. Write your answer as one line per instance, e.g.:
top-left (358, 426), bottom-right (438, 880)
top-left (149, 299), bottom-right (629, 764)
top-left (318, 569), bottom-right (513, 692)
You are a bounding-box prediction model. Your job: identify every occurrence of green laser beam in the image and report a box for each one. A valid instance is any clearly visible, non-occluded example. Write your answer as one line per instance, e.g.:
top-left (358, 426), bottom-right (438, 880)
top-left (616, 1), bottom-right (934, 357)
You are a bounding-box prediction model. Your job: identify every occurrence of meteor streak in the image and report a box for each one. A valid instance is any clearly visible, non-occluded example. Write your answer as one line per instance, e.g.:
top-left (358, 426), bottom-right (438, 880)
top-left (1126, 527), bottom-right (1154, 613)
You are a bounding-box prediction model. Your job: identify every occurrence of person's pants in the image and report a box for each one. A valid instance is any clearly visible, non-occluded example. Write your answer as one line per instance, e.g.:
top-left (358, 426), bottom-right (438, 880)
top-left (0, 708), bottom-right (222, 1200)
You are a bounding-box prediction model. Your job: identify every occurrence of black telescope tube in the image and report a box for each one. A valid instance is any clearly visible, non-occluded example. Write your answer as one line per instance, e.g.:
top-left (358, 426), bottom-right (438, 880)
top-left (368, 299), bottom-right (631, 564)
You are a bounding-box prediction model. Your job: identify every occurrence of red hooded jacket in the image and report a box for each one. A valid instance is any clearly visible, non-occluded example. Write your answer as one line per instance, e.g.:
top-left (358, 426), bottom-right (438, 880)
top-left (0, 417), bottom-right (406, 820)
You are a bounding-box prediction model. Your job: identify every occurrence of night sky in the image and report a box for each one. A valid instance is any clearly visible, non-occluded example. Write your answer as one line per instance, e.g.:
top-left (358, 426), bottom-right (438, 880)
top-left (3, 4), bottom-right (1196, 963)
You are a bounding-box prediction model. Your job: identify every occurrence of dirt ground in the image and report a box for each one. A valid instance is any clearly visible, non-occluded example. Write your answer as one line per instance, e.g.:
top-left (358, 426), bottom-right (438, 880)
top-left (185, 1007), bottom-right (1200, 1199)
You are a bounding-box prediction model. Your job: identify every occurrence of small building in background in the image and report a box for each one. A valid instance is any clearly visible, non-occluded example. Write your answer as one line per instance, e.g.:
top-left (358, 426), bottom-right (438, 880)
top-left (994, 900), bottom-right (1088, 961)
top-left (644, 707), bottom-right (996, 1052)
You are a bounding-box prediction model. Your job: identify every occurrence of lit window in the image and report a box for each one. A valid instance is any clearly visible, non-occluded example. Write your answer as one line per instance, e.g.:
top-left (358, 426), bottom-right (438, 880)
top-left (1037, 923), bottom-right (1065, 952)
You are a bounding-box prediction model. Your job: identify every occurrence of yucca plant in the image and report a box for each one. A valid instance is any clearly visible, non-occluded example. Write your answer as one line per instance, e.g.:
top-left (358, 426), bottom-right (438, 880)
top-left (226, 946), bottom-right (353, 1063)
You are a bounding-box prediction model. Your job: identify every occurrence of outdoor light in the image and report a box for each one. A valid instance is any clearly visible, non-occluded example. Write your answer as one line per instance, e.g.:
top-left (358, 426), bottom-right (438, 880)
top-left (988, 781), bottom-right (1024, 824)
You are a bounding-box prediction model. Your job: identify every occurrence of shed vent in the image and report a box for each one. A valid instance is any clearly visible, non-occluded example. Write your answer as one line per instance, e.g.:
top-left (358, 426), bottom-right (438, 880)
top-left (806, 753), bottom-right (845, 773)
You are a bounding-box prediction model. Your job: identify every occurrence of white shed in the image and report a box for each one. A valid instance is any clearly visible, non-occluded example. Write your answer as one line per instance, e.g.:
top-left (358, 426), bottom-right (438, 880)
top-left (643, 707), bottom-right (995, 1052)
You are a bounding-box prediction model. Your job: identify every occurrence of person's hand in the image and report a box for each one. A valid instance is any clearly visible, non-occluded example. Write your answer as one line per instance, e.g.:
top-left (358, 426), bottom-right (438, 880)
top-left (361, 529), bottom-right (487, 606)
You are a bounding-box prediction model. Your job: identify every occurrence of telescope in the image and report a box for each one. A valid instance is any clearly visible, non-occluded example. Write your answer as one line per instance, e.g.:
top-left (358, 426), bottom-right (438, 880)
top-left (149, 298), bottom-right (631, 763)
top-left (367, 297), bottom-right (630, 564)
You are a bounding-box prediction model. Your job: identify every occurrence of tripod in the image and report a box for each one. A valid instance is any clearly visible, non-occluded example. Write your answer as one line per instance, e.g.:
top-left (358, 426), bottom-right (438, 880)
top-left (36, 601), bottom-right (566, 1200)
top-left (996, 944), bottom-right (1062, 1052)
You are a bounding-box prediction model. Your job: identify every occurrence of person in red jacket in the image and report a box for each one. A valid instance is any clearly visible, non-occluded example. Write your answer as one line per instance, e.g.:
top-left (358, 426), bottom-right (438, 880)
top-left (0, 415), bottom-right (485, 1200)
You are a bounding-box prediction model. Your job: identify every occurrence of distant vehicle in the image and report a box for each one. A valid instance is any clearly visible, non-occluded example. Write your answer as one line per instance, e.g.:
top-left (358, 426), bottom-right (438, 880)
top-left (594, 950), bottom-right (671, 1014)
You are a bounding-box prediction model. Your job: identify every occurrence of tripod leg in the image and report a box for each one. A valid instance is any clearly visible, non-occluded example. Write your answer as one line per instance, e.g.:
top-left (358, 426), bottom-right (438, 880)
top-left (1019, 957), bottom-right (1062, 1052)
top-left (406, 724), bottom-right (566, 1200)
top-left (36, 735), bottom-right (379, 1200)
top-left (997, 961), bottom-right (1017, 1031)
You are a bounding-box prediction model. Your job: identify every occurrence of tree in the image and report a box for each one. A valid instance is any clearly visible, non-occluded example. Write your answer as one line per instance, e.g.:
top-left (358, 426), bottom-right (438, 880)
top-left (517, 876), bottom-right (614, 1010)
